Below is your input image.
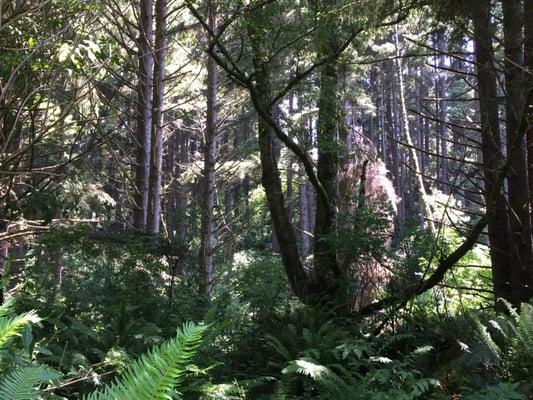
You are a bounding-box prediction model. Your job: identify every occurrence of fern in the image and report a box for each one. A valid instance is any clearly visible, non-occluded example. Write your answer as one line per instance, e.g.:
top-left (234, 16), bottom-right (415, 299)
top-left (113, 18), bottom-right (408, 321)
top-left (282, 358), bottom-right (349, 397)
top-left (0, 303), bottom-right (61, 400)
top-left (463, 382), bottom-right (525, 400)
top-left (476, 302), bottom-right (533, 383)
top-left (0, 307), bottom-right (40, 350)
top-left (474, 318), bottom-right (501, 362)
top-left (84, 322), bottom-right (206, 400)
top-left (497, 298), bottom-right (520, 324)
top-left (0, 300), bottom-right (14, 318)
top-left (0, 366), bottom-right (61, 400)
top-left (506, 303), bottom-right (533, 382)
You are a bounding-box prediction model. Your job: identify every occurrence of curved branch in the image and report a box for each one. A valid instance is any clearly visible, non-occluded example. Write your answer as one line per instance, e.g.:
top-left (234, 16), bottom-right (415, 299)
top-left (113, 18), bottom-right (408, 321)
top-left (358, 88), bottom-right (533, 317)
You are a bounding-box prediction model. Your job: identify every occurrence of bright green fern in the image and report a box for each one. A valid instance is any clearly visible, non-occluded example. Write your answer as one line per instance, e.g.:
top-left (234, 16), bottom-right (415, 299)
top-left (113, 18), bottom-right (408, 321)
top-left (84, 322), bottom-right (206, 400)
top-left (0, 365), bottom-right (61, 400)
top-left (0, 301), bottom-right (40, 349)
top-left (0, 301), bottom-right (60, 400)
top-left (474, 301), bottom-right (533, 384)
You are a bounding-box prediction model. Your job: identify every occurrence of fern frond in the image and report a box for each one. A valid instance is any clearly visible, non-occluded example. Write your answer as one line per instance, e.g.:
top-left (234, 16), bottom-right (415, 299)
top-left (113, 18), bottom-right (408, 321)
top-left (515, 303), bottom-right (533, 348)
top-left (410, 377), bottom-right (441, 397)
top-left (84, 322), bottom-right (206, 400)
top-left (0, 300), bottom-right (14, 318)
top-left (463, 382), bottom-right (525, 400)
top-left (378, 333), bottom-right (414, 353)
top-left (265, 333), bottom-right (291, 361)
top-left (404, 345), bottom-right (433, 365)
top-left (0, 310), bottom-right (40, 349)
top-left (496, 298), bottom-right (520, 323)
top-left (282, 358), bottom-right (348, 394)
top-left (474, 318), bottom-right (501, 361)
top-left (0, 365), bottom-right (61, 400)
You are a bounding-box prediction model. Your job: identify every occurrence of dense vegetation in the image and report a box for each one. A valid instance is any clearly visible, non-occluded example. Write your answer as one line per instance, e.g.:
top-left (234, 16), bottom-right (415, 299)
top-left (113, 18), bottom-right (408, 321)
top-left (0, 0), bottom-right (532, 398)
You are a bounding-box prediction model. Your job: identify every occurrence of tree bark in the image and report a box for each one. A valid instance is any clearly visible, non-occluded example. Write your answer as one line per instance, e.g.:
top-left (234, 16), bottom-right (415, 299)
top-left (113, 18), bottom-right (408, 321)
top-left (199, 0), bottom-right (218, 298)
top-left (502, 0), bottom-right (533, 305)
top-left (435, 30), bottom-right (448, 191)
top-left (471, 1), bottom-right (513, 302)
top-left (526, 0), bottom-right (533, 233)
top-left (394, 27), bottom-right (435, 234)
top-left (386, 61), bottom-right (405, 227)
top-left (147, 0), bottom-right (167, 234)
top-left (246, 11), bottom-right (311, 302)
top-left (313, 0), bottom-right (343, 291)
top-left (133, 0), bottom-right (154, 231)
top-left (300, 116), bottom-right (315, 259)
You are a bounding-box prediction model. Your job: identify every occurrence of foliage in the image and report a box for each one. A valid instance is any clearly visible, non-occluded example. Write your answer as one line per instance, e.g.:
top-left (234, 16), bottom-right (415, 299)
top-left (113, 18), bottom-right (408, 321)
top-left (262, 313), bottom-right (442, 400)
top-left (84, 322), bottom-right (206, 400)
top-left (0, 301), bottom-right (61, 400)
top-left (0, 301), bottom-right (41, 350)
top-left (473, 301), bottom-right (533, 387)
top-left (1, 0), bottom-right (532, 399)
top-left (0, 366), bottom-right (61, 400)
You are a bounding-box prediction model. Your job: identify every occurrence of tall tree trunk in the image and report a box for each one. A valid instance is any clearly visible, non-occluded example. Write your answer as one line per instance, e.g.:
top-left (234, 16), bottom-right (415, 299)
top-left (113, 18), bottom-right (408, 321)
top-left (394, 28), bottom-right (435, 234)
top-left (133, 0), bottom-right (154, 231)
top-left (313, 0), bottom-right (343, 291)
top-left (502, 0), bottom-right (533, 305)
top-left (436, 30), bottom-right (448, 191)
top-left (177, 132), bottom-right (190, 247)
top-left (471, 1), bottom-right (513, 302)
top-left (386, 64), bottom-right (404, 227)
top-left (526, 0), bottom-right (533, 232)
top-left (165, 129), bottom-right (177, 240)
top-left (246, 11), bottom-right (310, 302)
top-left (224, 187), bottom-right (234, 262)
top-left (271, 129), bottom-right (282, 253)
top-left (379, 73), bottom-right (386, 159)
top-left (0, 223), bottom-right (8, 304)
top-left (147, 0), bottom-right (167, 234)
top-left (199, 1), bottom-right (217, 298)
top-left (300, 116), bottom-right (315, 259)
top-left (224, 130), bottom-right (234, 262)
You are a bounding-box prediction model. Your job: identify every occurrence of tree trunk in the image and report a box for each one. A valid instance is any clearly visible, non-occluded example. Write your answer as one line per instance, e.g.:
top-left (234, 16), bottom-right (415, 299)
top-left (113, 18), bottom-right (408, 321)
top-left (387, 65), bottom-right (404, 227)
top-left (502, 0), bottom-right (533, 305)
top-left (300, 116), bottom-right (315, 259)
top-left (526, 0), bottom-right (533, 233)
top-left (0, 223), bottom-right (8, 304)
top-left (133, 0), bottom-right (154, 231)
top-left (147, 0), bottom-right (167, 234)
top-left (246, 11), bottom-right (311, 302)
top-left (199, 0), bottom-right (218, 298)
top-left (313, 0), bottom-right (343, 291)
top-left (165, 129), bottom-right (177, 240)
top-left (175, 131), bottom-right (189, 249)
top-left (224, 187), bottom-right (234, 262)
top-left (471, 1), bottom-right (513, 302)
top-left (394, 28), bottom-right (435, 234)
top-left (436, 30), bottom-right (448, 191)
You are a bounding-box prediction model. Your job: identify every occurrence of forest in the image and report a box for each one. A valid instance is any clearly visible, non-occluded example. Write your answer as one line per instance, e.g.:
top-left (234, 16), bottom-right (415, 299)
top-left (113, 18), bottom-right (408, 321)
top-left (0, 0), bottom-right (532, 398)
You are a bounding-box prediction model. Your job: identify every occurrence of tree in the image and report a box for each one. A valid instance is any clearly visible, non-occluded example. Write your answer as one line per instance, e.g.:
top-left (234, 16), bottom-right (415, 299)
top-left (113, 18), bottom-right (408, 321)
top-left (502, 0), bottom-right (533, 306)
top-left (393, 26), bottom-right (435, 234)
top-left (526, 0), bottom-right (533, 229)
top-left (313, 0), bottom-right (345, 299)
top-left (133, 0), bottom-right (155, 231)
top-left (199, 0), bottom-right (218, 298)
top-left (147, 0), bottom-right (169, 234)
top-left (470, 0), bottom-right (513, 302)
